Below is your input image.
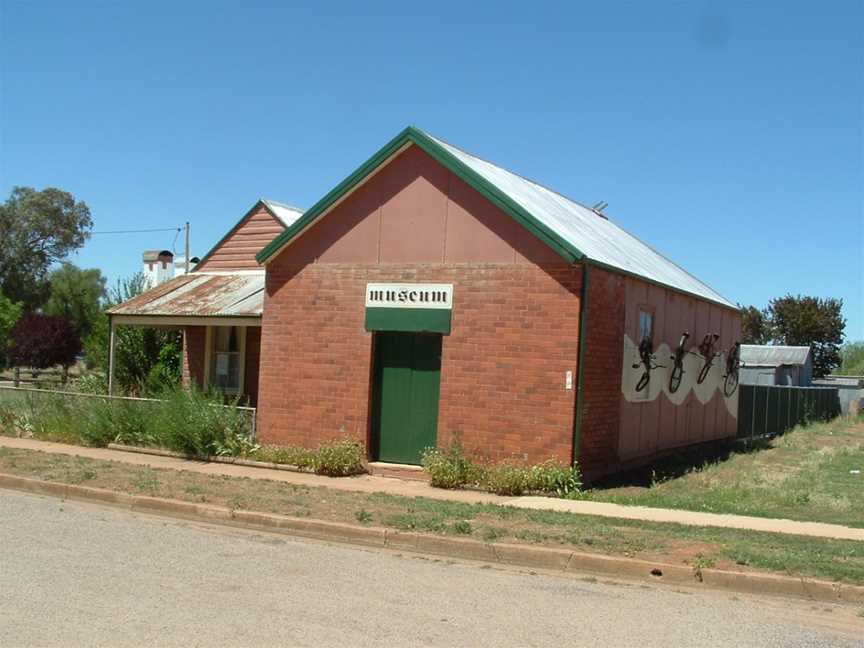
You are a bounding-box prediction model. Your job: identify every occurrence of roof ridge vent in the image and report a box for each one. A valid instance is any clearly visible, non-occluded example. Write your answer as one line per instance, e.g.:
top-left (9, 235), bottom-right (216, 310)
top-left (591, 201), bottom-right (609, 219)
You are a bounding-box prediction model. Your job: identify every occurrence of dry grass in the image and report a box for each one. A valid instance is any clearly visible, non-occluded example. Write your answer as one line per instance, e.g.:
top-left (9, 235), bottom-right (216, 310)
top-left (589, 416), bottom-right (864, 528)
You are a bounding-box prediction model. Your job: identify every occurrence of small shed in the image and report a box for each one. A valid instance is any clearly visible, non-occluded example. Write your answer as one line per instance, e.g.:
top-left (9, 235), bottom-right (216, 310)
top-left (740, 345), bottom-right (812, 387)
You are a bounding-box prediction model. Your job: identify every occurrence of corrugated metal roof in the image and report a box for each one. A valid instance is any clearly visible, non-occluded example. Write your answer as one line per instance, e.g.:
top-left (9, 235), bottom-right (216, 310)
top-left (107, 273), bottom-right (264, 317)
top-left (422, 131), bottom-right (736, 308)
top-left (262, 199), bottom-right (304, 227)
top-left (740, 345), bottom-right (811, 367)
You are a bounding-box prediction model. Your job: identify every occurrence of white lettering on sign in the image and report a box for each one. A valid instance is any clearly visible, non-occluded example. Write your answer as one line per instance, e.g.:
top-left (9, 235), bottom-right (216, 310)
top-left (365, 283), bottom-right (454, 310)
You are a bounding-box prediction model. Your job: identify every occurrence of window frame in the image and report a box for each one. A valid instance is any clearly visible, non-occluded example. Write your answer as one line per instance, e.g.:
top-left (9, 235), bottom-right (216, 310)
top-left (634, 305), bottom-right (656, 402)
top-left (203, 325), bottom-right (246, 396)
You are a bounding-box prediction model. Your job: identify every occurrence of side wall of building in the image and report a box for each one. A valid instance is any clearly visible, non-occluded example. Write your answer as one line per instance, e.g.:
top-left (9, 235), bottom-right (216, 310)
top-left (196, 205), bottom-right (285, 271)
top-left (258, 145), bottom-right (583, 464)
top-left (577, 267), bottom-right (626, 478)
top-left (616, 277), bottom-right (742, 465)
top-left (577, 272), bottom-right (741, 479)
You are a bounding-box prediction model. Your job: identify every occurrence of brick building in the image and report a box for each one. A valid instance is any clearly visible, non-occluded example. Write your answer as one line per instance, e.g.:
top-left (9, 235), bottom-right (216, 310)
top-left (110, 127), bottom-right (741, 479)
top-left (107, 199), bottom-right (303, 407)
top-left (254, 128), bottom-right (742, 479)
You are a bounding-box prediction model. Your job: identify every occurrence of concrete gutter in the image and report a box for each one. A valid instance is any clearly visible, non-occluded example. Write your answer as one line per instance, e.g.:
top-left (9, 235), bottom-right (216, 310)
top-left (0, 472), bottom-right (862, 606)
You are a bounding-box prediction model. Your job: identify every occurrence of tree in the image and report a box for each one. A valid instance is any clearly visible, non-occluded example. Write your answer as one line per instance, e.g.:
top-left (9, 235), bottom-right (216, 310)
top-left (838, 342), bottom-right (864, 376)
top-left (43, 264), bottom-right (107, 341)
top-left (85, 272), bottom-right (182, 395)
top-left (7, 313), bottom-right (81, 375)
top-left (740, 305), bottom-right (770, 344)
top-left (0, 187), bottom-right (93, 309)
top-left (0, 294), bottom-right (23, 368)
top-left (767, 295), bottom-right (845, 379)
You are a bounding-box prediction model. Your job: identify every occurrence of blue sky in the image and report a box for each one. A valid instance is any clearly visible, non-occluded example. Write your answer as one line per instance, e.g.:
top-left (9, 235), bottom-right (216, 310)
top-left (2, 1), bottom-right (862, 339)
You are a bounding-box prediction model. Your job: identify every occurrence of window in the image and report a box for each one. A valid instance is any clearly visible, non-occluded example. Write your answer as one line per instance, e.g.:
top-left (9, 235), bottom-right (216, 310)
top-left (638, 309), bottom-right (654, 345)
top-left (207, 326), bottom-right (245, 394)
top-left (635, 309), bottom-right (654, 401)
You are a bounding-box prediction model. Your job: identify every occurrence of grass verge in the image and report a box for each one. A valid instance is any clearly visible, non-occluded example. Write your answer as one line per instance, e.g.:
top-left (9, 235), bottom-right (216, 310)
top-left (0, 445), bottom-right (862, 585)
top-left (586, 416), bottom-right (864, 529)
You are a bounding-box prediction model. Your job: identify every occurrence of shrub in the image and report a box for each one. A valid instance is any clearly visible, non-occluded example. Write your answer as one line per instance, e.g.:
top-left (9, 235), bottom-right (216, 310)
top-left (311, 439), bottom-right (366, 477)
top-left (421, 443), bottom-right (582, 498)
top-left (421, 444), bottom-right (482, 489)
top-left (148, 389), bottom-right (251, 457)
top-left (482, 461), bottom-right (530, 496)
top-left (74, 373), bottom-right (107, 395)
top-left (253, 445), bottom-right (315, 468)
top-left (525, 460), bottom-right (583, 499)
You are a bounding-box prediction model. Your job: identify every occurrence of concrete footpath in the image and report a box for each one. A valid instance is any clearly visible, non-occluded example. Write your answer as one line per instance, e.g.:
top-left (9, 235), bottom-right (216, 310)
top-left (1, 435), bottom-right (862, 542)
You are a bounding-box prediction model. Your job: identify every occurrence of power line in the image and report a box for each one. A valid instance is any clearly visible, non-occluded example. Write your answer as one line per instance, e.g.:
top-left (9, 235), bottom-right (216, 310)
top-left (91, 226), bottom-right (182, 235)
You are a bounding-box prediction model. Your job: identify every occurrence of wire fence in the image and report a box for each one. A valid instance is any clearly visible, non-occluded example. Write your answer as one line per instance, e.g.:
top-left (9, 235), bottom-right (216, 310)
top-left (0, 385), bottom-right (257, 438)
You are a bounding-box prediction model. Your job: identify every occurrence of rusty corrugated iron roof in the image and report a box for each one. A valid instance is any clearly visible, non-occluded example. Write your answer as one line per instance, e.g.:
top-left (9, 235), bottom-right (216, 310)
top-left (107, 273), bottom-right (264, 318)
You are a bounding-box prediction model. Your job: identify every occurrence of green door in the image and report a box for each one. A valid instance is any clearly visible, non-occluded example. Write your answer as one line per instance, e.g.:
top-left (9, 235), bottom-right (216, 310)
top-left (372, 332), bottom-right (442, 464)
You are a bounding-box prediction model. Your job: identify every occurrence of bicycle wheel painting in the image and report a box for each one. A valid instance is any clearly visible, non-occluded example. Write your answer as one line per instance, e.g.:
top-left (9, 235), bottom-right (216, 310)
top-left (668, 364), bottom-right (683, 394)
top-left (723, 370), bottom-right (739, 397)
top-left (635, 370), bottom-right (650, 392)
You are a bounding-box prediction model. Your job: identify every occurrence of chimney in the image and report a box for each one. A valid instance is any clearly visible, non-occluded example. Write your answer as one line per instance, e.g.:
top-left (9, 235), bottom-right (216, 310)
top-left (142, 250), bottom-right (175, 287)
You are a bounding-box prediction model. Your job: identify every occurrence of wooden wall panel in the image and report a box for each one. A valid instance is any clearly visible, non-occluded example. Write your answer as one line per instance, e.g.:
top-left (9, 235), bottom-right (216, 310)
top-left (196, 206), bottom-right (285, 271)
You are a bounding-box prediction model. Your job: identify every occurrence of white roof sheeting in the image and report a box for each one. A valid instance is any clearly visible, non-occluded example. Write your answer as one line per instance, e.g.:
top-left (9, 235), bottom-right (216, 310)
top-left (262, 199), bottom-right (304, 228)
top-left (424, 132), bottom-right (736, 309)
top-left (740, 345), bottom-right (811, 367)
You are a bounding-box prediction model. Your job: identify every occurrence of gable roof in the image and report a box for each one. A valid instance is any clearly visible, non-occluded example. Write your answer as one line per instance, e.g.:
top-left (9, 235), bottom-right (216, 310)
top-left (261, 199), bottom-right (304, 227)
top-left (195, 199), bottom-right (304, 270)
top-left (256, 127), bottom-right (736, 309)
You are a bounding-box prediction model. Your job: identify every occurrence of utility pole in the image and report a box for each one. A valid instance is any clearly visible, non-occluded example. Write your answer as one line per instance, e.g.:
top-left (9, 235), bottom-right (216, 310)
top-left (184, 222), bottom-right (190, 274)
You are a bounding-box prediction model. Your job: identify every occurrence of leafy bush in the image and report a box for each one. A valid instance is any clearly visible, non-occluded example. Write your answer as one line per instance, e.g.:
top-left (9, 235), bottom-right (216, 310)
top-left (145, 389), bottom-right (251, 457)
top-left (253, 445), bottom-right (315, 468)
top-left (74, 372), bottom-right (108, 395)
top-left (421, 443), bottom-right (482, 489)
top-left (525, 460), bottom-right (583, 499)
top-left (310, 439), bottom-right (366, 477)
top-left (483, 461), bottom-right (530, 496)
top-left (422, 443), bottom-right (583, 498)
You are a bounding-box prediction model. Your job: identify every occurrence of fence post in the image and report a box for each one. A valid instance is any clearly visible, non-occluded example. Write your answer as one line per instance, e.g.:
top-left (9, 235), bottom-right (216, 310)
top-left (13, 367), bottom-right (20, 388)
top-left (107, 318), bottom-right (116, 396)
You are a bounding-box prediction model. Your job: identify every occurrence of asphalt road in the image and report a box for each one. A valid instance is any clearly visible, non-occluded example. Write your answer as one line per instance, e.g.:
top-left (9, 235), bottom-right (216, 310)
top-left (1, 490), bottom-right (862, 648)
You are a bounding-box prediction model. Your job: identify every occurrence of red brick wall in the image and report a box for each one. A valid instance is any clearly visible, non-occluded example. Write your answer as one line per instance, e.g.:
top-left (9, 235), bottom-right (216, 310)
top-left (258, 263), bottom-right (583, 464)
top-left (577, 267), bottom-right (626, 479)
top-left (182, 326), bottom-right (206, 389)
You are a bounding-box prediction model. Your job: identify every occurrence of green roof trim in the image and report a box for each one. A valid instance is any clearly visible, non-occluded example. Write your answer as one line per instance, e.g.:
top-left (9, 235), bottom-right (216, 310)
top-left (255, 126), bottom-right (586, 265)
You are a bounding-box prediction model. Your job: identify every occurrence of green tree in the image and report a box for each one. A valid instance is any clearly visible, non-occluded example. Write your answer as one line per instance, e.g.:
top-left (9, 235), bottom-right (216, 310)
top-left (0, 294), bottom-right (23, 368)
top-left (767, 295), bottom-right (845, 379)
top-left (838, 342), bottom-right (864, 376)
top-left (740, 305), bottom-right (770, 344)
top-left (43, 264), bottom-right (107, 341)
top-left (85, 272), bottom-right (182, 395)
top-left (0, 187), bottom-right (93, 309)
